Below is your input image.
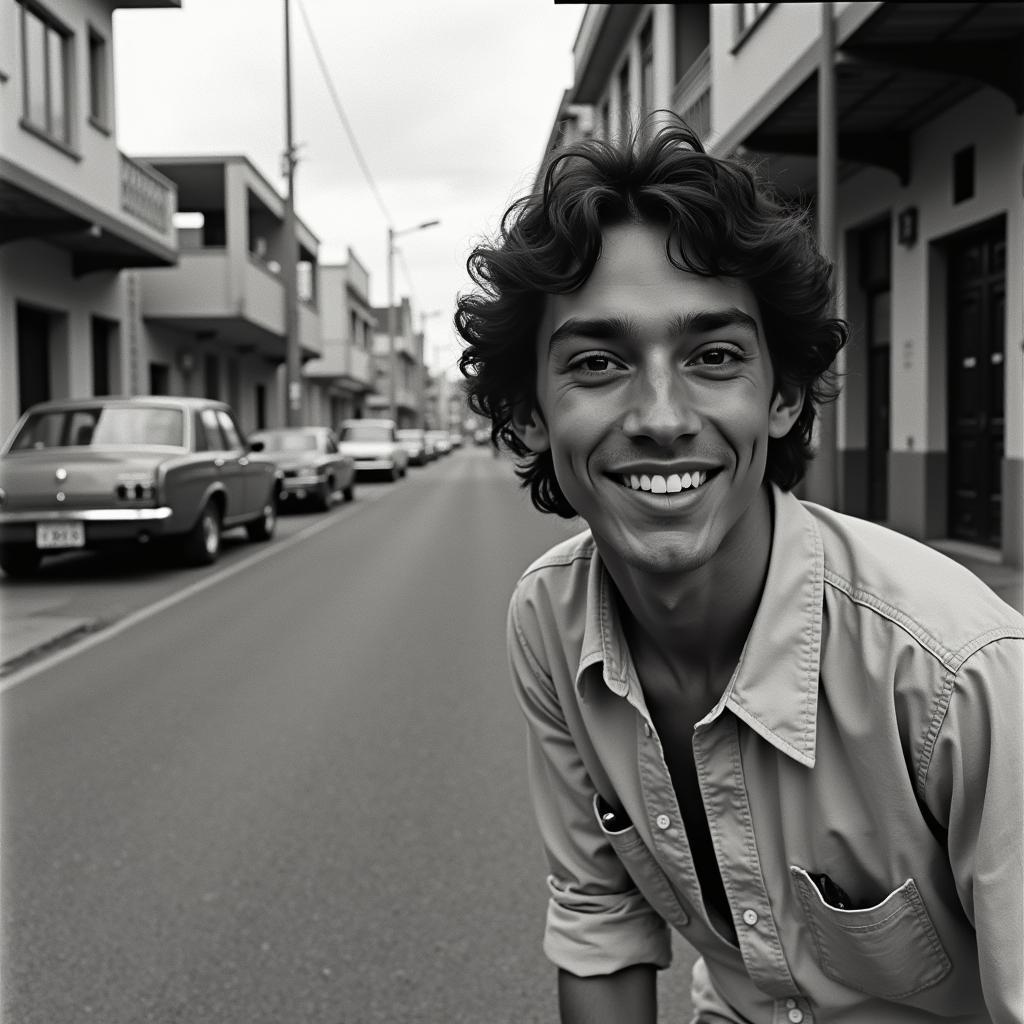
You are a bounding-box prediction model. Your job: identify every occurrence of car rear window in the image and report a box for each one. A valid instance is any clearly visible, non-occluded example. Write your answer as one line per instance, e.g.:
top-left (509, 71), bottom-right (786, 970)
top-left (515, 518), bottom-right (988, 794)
top-left (340, 424), bottom-right (392, 442)
top-left (254, 432), bottom-right (319, 452)
top-left (10, 406), bottom-right (185, 449)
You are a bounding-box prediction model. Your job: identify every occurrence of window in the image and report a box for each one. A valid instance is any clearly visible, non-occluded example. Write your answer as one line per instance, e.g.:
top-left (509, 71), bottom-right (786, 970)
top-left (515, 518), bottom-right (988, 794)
top-left (149, 362), bottom-right (170, 396)
top-left (204, 353), bottom-right (219, 400)
top-left (200, 408), bottom-right (227, 448)
top-left (618, 60), bottom-right (631, 140)
top-left (20, 2), bottom-right (73, 147)
top-left (640, 20), bottom-right (654, 123)
top-left (215, 410), bottom-right (243, 450)
top-left (737, 2), bottom-right (771, 37)
top-left (953, 146), bottom-right (975, 204)
top-left (87, 26), bottom-right (109, 129)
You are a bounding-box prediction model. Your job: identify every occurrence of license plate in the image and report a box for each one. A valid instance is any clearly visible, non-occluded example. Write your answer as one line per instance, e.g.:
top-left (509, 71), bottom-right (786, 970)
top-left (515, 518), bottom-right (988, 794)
top-left (36, 522), bottom-right (85, 549)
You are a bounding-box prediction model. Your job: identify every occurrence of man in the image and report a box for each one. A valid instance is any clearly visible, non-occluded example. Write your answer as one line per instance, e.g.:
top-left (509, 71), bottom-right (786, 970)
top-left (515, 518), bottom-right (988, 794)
top-left (455, 119), bottom-right (1023, 1022)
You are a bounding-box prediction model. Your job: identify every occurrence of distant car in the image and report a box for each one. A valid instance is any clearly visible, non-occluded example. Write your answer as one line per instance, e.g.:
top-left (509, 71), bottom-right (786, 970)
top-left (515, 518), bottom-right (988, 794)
top-left (0, 396), bottom-right (279, 576)
top-left (426, 430), bottom-right (452, 457)
top-left (249, 427), bottom-right (355, 509)
top-left (473, 427), bottom-right (491, 446)
top-left (448, 433), bottom-right (464, 450)
top-left (396, 428), bottom-right (430, 467)
top-left (337, 418), bottom-right (409, 481)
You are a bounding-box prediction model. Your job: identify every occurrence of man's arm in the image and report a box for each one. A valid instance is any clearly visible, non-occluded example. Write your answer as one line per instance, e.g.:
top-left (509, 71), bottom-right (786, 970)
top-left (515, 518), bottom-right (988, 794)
top-left (558, 965), bottom-right (657, 1024)
top-left (925, 636), bottom-right (1023, 1023)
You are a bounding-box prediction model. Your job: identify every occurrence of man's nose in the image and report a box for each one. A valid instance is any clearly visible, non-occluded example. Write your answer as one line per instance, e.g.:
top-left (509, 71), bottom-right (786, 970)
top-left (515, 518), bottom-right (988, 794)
top-left (622, 364), bottom-right (702, 445)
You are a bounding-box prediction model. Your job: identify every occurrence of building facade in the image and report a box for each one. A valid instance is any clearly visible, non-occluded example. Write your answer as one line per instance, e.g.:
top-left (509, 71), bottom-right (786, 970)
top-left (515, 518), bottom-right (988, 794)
top-left (544, 2), bottom-right (1023, 566)
top-left (367, 297), bottom-right (424, 428)
top-left (130, 155), bottom-right (326, 434)
top-left (0, 0), bottom-right (180, 440)
top-left (305, 249), bottom-right (376, 427)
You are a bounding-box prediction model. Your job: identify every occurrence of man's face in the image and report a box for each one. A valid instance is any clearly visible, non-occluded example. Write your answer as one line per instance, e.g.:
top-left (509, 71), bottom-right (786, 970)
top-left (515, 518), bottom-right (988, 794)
top-left (518, 220), bottom-right (801, 579)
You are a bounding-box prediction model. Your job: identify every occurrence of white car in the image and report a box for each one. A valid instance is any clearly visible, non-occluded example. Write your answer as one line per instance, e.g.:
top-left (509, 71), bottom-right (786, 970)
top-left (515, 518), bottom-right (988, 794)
top-left (337, 419), bottom-right (408, 482)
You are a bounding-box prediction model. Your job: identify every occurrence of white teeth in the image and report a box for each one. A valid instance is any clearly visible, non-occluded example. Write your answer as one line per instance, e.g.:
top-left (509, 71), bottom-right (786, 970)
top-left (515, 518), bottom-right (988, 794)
top-left (622, 470), bottom-right (709, 493)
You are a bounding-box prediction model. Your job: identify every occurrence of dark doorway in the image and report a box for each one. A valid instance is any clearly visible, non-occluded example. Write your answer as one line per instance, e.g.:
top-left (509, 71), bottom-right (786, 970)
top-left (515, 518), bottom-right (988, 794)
top-left (17, 304), bottom-right (51, 413)
top-left (859, 221), bottom-right (891, 521)
top-left (947, 218), bottom-right (1005, 547)
top-left (91, 316), bottom-right (116, 396)
top-left (149, 362), bottom-right (170, 396)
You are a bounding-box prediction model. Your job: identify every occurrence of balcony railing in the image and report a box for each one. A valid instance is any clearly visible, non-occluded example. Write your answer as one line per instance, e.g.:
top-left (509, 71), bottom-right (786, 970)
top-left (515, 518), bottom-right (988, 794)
top-left (120, 154), bottom-right (175, 233)
top-left (672, 46), bottom-right (712, 143)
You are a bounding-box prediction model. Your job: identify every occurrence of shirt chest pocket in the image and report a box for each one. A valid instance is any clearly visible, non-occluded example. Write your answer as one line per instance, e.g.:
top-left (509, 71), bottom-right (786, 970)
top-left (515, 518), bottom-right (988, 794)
top-left (789, 866), bottom-right (952, 999)
top-left (593, 795), bottom-right (691, 932)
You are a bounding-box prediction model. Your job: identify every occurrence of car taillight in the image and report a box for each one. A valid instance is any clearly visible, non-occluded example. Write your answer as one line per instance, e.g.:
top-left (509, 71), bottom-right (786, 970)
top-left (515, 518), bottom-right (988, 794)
top-left (115, 480), bottom-right (156, 501)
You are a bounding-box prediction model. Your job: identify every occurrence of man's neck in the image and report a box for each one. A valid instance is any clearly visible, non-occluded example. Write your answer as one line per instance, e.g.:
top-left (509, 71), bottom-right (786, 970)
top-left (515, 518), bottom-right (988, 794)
top-left (603, 488), bottom-right (775, 701)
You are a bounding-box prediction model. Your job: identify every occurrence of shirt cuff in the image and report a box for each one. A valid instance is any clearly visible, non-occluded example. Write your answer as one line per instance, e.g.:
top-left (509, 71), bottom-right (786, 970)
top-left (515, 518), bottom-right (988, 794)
top-left (542, 876), bottom-right (673, 976)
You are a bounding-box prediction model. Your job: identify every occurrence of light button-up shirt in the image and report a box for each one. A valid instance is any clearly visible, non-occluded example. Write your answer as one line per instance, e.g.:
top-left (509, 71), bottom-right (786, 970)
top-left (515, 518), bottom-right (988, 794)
top-left (508, 486), bottom-right (1023, 1022)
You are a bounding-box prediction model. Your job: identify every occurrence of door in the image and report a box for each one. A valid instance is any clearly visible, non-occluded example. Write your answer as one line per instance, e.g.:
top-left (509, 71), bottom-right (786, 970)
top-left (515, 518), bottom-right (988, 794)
top-left (947, 221), bottom-right (1005, 547)
top-left (17, 304), bottom-right (50, 413)
top-left (866, 289), bottom-right (891, 521)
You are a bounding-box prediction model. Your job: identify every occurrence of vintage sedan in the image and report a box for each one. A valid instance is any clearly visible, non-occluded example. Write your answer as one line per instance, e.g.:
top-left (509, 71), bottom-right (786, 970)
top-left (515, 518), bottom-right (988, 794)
top-left (248, 427), bottom-right (355, 509)
top-left (337, 418), bottom-right (408, 481)
top-left (0, 396), bottom-right (280, 576)
top-left (396, 428), bottom-right (430, 467)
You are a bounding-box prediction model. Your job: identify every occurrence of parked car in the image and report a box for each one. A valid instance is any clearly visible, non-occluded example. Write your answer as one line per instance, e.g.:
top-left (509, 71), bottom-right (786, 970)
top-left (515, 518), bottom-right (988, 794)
top-left (249, 426), bottom-right (355, 509)
top-left (473, 427), bottom-right (491, 446)
top-left (337, 418), bottom-right (408, 481)
top-left (0, 396), bottom-right (279, 576)
top-left (448, 432), bottom-right (464, 450)
top-left (396, 428), bottom-right (430, 467)
top-left (426, 430), bottom-right (452, 457)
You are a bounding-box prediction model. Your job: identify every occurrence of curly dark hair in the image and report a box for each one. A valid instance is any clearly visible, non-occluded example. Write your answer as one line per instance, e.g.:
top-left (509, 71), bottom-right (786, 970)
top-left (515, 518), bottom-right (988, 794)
top-left (455, 115), bottom-right (847, 517)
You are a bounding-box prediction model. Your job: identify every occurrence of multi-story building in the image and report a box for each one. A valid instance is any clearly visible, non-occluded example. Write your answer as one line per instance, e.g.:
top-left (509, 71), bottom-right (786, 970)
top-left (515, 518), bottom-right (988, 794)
top-left (367, 297), bottom-right (423, 428)
top-left (0, 0), bottom-right (180, 439)
top-left (304, 248), bottom-right (376, 427)
top-left (130, 155), bottom-right (325, 433)
top-left (543, 2), bottom-right (1023, 567)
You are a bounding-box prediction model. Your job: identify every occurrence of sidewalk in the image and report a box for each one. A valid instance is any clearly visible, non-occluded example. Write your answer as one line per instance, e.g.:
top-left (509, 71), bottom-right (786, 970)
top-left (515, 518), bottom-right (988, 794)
top-left (1, 537), bottom-right (1021, 677)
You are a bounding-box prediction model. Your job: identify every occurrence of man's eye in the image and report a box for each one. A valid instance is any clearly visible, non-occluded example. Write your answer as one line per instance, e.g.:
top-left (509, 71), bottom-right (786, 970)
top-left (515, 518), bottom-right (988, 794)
top-left (570, 354), bottom-right (618, 374)
top-left (693, 347), bottom-right (741, 367)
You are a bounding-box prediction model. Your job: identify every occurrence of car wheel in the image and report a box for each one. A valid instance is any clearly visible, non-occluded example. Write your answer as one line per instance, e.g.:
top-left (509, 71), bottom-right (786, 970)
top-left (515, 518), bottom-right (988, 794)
top-left (181, 500), bottom-right (222, 566)
top-left (342, 481), bottom-right (355, 502)
top-left (389, 464), bottom-right (400, 482)
top-left (246, 497), bottom-right (277, 541)
top-left (314, 479), bottom-right (333, 512)
top-left (0, 544), bottom-right (42, 578)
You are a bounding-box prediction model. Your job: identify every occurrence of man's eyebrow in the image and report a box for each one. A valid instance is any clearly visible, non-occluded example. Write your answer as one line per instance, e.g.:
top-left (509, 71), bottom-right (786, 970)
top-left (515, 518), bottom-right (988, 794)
top-left (547, 315), bottom-right (636, 350)
top-left (669, 308), bottom-right (760, 338)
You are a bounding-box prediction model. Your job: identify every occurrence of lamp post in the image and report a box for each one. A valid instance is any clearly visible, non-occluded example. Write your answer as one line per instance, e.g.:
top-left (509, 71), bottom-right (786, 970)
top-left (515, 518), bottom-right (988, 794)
top-left (387, 219), bottom-right (439, 424)
top-left (282, 0), bottom-right (301, 426)
top-left (418, 309), bottom-right (442, 428)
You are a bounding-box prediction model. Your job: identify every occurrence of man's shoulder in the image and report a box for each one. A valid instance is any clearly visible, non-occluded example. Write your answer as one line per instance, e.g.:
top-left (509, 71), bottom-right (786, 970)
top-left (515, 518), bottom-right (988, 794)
top-left (515, 528), bottom-right (596, 586)
top-left (800, 499), bottom-right (1023, 661)
top-left (509, 528), bottom-right (595, 622)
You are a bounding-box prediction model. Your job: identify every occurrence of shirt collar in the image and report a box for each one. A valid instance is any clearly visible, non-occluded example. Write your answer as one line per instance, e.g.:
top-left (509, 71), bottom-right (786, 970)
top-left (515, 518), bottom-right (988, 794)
top-left (574, 484), bottom-right (824, 767)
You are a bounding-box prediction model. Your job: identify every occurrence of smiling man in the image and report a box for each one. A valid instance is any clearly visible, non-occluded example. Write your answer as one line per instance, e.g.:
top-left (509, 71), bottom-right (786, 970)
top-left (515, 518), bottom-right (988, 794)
top-left (455, 120), bottom-right (1023, 1023)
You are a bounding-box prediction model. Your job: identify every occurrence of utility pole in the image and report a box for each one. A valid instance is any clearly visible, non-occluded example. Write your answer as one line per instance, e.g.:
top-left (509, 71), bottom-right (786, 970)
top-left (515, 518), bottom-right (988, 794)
top-left (282, 0), bottom-right (302, 426)
top-left (386, 219), bottom-right (439, 423)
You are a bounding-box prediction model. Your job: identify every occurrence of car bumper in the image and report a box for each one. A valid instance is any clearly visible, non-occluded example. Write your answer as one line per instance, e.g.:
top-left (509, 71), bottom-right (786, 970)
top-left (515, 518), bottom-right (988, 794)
top-left (279, 476), bottom-right (324, 497)
top-left (0, 507), bottom-right (174, 548)
top-left (352, 459), bottom-right (396, 473)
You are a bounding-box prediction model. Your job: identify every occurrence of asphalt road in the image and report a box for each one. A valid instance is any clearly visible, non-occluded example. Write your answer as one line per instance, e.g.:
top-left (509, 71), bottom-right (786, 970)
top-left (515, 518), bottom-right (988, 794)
top-left (2, 446), bottom-right (698, 1024)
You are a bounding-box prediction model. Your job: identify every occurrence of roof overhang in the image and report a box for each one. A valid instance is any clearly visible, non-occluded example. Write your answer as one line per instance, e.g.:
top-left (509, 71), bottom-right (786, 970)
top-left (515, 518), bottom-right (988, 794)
top-left (572, 5), bottom-right (646, 104)
top-left (715, 2), bottom-right (1024, 188)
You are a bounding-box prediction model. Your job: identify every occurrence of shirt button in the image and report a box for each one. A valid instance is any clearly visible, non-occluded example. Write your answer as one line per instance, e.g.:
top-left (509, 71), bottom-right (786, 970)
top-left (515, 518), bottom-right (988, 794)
top-left (788, 1010), bottom-right (804, 1024)
top-left (655, 814), bottom-right (671, 830)
top-left (741, 908), bottom-right (758, 926)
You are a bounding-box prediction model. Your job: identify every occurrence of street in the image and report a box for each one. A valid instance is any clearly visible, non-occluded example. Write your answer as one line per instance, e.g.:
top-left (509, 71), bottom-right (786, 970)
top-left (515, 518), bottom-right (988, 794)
top-left (2, 446), bottom-right (698, 1024)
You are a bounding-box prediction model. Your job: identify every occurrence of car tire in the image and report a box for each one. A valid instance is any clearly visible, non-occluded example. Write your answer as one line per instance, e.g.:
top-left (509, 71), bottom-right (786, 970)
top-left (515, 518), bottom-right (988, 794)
top-left (314, 480), bottom-right (333, 512)
top-left (0, 544), bottom-right (42, 578)
top-left (181, 500), bottom-right (222, 566)
top-left (246, 497), bottom-right (277, 541)
top-left (388, 464), bottom-right (400, 482)
top-left (342, 482), bottom-right (355, 502)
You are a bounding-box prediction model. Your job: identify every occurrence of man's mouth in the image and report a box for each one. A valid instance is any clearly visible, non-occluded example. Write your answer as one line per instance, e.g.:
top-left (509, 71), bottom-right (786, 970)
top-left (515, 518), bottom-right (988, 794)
top-left (618, 470), bottom-right (712, 495)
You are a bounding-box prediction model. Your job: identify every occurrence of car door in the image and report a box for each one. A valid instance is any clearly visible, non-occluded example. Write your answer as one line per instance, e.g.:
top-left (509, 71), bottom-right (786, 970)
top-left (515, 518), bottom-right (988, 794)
top-left (217, 410), bottom-right (268, 517)
top-left (199, 407), bottom-right (247, 521)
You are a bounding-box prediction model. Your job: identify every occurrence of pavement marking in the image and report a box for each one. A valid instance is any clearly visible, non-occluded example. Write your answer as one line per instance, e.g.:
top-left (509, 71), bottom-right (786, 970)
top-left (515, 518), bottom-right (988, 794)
top-left (0, 488), bottom-right (391, 692)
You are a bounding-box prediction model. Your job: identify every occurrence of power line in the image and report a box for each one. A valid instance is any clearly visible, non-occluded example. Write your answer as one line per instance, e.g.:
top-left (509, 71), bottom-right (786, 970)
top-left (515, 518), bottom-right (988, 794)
top-left (294, 0), bottom-right (392, 225)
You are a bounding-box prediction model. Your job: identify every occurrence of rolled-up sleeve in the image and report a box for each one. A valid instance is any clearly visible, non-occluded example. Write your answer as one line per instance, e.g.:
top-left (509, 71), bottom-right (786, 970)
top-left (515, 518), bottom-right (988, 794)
top-left (923, 635), bottom-right (1024, 1023)
top-left (508, 592), bottom-right (672, 976)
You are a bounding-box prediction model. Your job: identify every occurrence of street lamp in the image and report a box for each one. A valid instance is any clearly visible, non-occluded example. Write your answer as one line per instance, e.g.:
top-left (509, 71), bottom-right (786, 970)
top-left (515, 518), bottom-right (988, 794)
top-left (387, 219), bottom-right (439, 424)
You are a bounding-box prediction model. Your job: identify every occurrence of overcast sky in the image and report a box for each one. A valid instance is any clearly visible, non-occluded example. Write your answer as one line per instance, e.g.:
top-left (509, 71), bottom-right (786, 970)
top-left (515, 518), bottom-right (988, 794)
top-left (113, 0), bottom-right (584, 376)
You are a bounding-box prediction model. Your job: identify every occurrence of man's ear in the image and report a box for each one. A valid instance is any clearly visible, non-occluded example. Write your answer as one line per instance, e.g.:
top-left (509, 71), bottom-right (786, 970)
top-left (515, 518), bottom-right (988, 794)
top-left (768, 381), bottom-right (805, 439)
top-left (510, 402), bottom-right (551, 452)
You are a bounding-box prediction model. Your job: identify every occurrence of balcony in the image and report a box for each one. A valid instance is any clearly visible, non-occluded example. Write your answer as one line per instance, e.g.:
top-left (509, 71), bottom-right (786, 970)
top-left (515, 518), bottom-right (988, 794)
top-left (673, 47), bottom-right (712, 144)
top-left (120, 154), bottom-right (174, 234)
